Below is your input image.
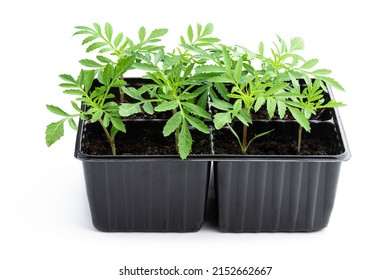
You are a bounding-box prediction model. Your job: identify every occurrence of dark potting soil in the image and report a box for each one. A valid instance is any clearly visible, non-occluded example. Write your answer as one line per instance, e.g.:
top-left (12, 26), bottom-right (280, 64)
top-left (82, 121), bottom-right (211, 156)
top-left (212, 124), bottom-right (339, 155)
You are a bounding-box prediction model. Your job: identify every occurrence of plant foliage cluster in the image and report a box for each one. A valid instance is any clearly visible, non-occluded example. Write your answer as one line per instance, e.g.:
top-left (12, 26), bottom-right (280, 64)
top-left (46, 23), bottom-right (344, 159)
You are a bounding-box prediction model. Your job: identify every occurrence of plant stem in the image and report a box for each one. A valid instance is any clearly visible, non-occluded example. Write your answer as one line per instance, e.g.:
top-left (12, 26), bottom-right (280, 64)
top-left (242, 125), bottom-right (248, 154)
top-left (172, 108), bottom-right (179, 152)
top-left (297, 125), bottom-right (302, 155)
top-left (119, 75), bottom-right (125, 103)
top-left (98, 118), bottom-right (116, 155)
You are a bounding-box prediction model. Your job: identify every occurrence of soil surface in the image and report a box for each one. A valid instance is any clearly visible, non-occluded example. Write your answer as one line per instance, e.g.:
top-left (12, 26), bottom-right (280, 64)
top-left (82, 121), bottom-right (211, 156)
top-left (212, 123), bottom-right (340, 155)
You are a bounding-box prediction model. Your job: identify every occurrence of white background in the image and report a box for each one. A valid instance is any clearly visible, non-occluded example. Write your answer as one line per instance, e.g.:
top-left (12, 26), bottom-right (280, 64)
top-left (1, 0), bottom-right (389, 279)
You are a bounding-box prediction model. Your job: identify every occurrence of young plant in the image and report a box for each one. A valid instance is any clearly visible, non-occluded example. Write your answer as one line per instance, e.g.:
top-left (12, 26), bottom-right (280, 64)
top-left (119, 23), bottom-right (218, 159)
top-left (286, 78), bottom-right (345, 153)
top-left (45, 23), bottom-right (168, 155)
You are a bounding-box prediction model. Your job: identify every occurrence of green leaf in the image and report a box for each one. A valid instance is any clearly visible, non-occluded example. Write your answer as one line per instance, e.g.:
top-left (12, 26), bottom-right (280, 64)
top-left (209, 99), bottom-right (233, 111)
top-left (214, 83), bottom-right (229, 101)
top-left (163, 112), bottom-right (182, 136)
top-left (234, 57), bottom-right (243, 83)
top-left (202, 23), bottom-right (214, 37)
top-left (119, 103), bottom-right (142, 116)
top-left (208, 75), bottom-right (234, 83)
top-left (187, 25), bottom-right (194, 42)
top-left (110, 117), bottom-right (126, 132)
top-left (214, 112), bottom-right (232, 129)
top-left (59, 74), bottom-right (76, 84)
top-left (195, 65), bottom-right (225, 73)
top-left (71, 101), bottom-right (82, 112)
top-left (103, 63), bottom-right (113, 85)
top-left (111, 80), bottom-right (127, 87)
top-left (222, 45), bottom-right (232, 70)
top-left (82, 35), bottom-right (98, 45)
top-left (138, 26), bottom-right (146, 41)
top-left (64, 89), bottom-right (84, 95)
top-left (79, 59), bottom-right (102, 68)
top-left (86, 42), bottom-right (107, 52)
top-left (104, 22), bottom-right (113, 41)
top-left (154, 100), bottom-right (178, 112)
top-left (236, 110), bottom-right (252, 126)
top-left (91, 110), bottom-right (103, 122)
top-left (114, 32), bottom-right (124, 47)
top-left (258, 41), bottom-right (264, 57)
top-left (143, 101), bottom-right (154, 115)
top-left (311, 69), bottom-right (332, 75)
top-left (290, 37), bottom-right (304, 52)
top-left (68, 118), bottom-right (78, 130)
top-left (46, 105), bottom-right (69, 116)
top-left (182, 102), bottom-right (210, 118)
top-left (277, 101), bottom-right (287, 119)
top-left (317, 76), bottom-right (345, 91)
top-left (133, 63), bottom-right (159, 71)
top-left (93, 23), bottom-right (102, 35)
top-left (254, 96), bottom-right (265, 112)
top-left (149, 28), bottom-right (168, 39)
top-left (267, 98), bottom-right (276, 118)
top-left (289, 107), bottom-right (310, 132)
top-left (232, 100), bottom-right (242, 116)
top-left (45, 120), bottom-right (65, 147)
top-left (185, 114), bottom-right (210, 134)
top-left (178, 122), bottom-right (192, 159)
top-left (301, 59), bottom-right (318, 69)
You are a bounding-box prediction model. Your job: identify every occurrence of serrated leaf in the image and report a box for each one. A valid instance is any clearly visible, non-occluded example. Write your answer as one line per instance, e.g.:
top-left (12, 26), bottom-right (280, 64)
top-left (290, 37), bottom-right (304, 52)
top-left (82, 35), bottom-right (98, 45)
top-left (64, 89), bottom-right (84, 95)
top-left (163, 112), bottom-right (182, 136)
top-left (114, 32), bottom-right (124, 47)
top-left (71, 101), bottom-right (82, 112)
top-left (86, 42), bottom-right (107, 52)
top-left (214, 112), bottom-right (232, 129)
top-left (59, 83), bottom-right (77, 88)
top-left (208, 75), bottom-right (234, 83)
top-left (138, 26), bottom-right (146, 41)
top-left (180, 35), bottom-right (186, 45)
top-left (311, 69), bottom-right (332, 75)
top-left (154, 100), bottom-right (178, 112)
top-left (186, 114), bottom-right (210, 134)
top-left (317, 76), bottom-right (345, 91)
top-left (267, 98), bottom-right (276, 118)
top-left (93, 23), bottom-right (102, 34)
top-left (90, 110), bottom-right (103, 122)
top-left (104, 22), bottom-right (113, 41)
top-left (133, 63), bottom-right (159, 71)
top-left (195, 65), bottom-right (225, 73)
top-left (119, 103), bottom-right (142, 116)
top-left (59, 74), bottom-right (76, 84)
top-left (258, 41), bottom-right (264, 57)
top-left (102, 63), bottom-right (113, 85)
top-left (222, 46), bottom-right (231, 70)
top-left (234, 57), bottom-right (243, 82)
top-left (187, 25), bottom-right (194, 42)
top-left (68, 118), bottom-right (78, 130)
top-left (236, 110), bottom-right (252, 126)
top-left (214, 83), bottom-right (229, 101)
top-left (110, 117), bottom-right (126, 132)
top-left (182, 102), bottom-right (210, 119)
top-left (254, 96), bottom-right (265, 112)
top-left (111, 80), bottom-right (127, 87)
top-left (45, 120), bottom-right (65, 147)
top-left (210, 99), bottom-right (233, 110)
top-left (277, 101), bottom-right (287, 119)
top-left (178, 122), bottom-right (192, 159)
top-left (202, 23), bottom-right (214, 37)
top-left (149, 28), bottom-right (168, 39)
top-left (301, 59), bottom-right (319, 69)
top-left (79, 59), bottom-right (102, 68)
top-left (143, 101), bottom-right (154, 115)
top-left (289, 107), bottom-right (310, 132)
top-left (232, 100), bottom-right (242, 116)
top-left (46, 105), bottom-right (69, 117)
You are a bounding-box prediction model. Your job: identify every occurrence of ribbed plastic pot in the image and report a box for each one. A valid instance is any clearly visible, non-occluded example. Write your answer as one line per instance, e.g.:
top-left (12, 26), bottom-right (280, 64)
top-left (75, 115), bottom-right (211, 232)
top-left (213, 89), bottom-right (350, 233)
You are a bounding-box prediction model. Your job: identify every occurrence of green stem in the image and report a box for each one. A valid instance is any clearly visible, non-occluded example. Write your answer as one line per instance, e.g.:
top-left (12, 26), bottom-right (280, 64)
top-left (119, 75), bottom-right (125, 103)
top-left (98, 118), bottom-right (116, 155)
top-left (242, 125), bottom-right (248, 154)
top-left (297, 125), bottom-right (302, 155)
